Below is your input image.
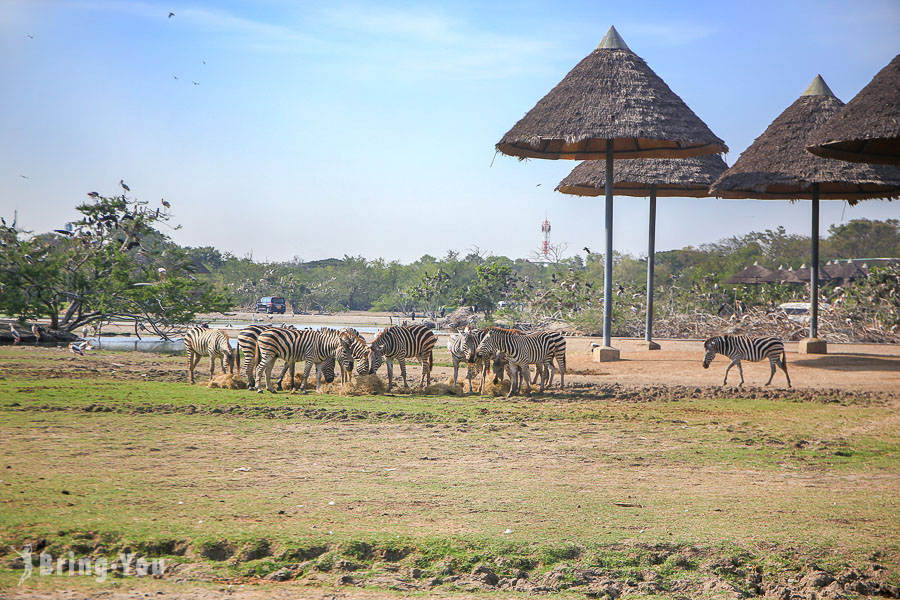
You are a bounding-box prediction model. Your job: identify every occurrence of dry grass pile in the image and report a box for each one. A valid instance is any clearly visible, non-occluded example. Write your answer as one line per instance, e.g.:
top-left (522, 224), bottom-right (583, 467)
top-left (206, 374), bottom-right (248, 390)
top-left (320, 374), bottom-right (387, 396)
top-left (422, 382), bottom-right (464, 396)
top-left (484, 379), bottom-right (511, 397)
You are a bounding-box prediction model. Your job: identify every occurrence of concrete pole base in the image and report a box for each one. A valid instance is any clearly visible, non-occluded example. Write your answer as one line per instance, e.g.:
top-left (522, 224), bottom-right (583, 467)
top-left (638, 341), bottom-right (661, 351)
top-left (799, 338), bottom-right (828, 354)
top-left (592, 345), bottom-right (621, 362)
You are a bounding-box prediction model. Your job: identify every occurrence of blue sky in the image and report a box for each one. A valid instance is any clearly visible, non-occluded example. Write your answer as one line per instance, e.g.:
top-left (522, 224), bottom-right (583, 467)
top-left (1, 0), bottom-right (898, 263)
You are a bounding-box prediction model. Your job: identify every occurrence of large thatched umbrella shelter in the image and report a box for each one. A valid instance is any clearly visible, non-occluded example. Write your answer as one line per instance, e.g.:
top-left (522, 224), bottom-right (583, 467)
top-left (711, 75), bottom-right (900, 353)
top-left (496, 26), bottom-right (726, 358)
top-left (807, 54), bottom-right (900, 165)
top-left (557, 154), bottom-right (727, 349)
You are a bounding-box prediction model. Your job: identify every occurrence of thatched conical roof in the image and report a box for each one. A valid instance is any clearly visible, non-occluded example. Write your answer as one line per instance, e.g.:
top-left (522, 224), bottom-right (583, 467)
top-left (711, 75), bottom-right (900, 204)
top-left (772, 267), bottom-right (803, 284)
top-left (556, 154), bottom-right (727, 197)
top-left (807, 54), bottom-right (900, 165)
top-left (822, 261), bottom-right (865, 283)
top-left (724, 263), bottom-right (775, 285)
top-left (794, 265), bottom-right (832, 283)
top-left (496, 26), bottom-right (727, 160)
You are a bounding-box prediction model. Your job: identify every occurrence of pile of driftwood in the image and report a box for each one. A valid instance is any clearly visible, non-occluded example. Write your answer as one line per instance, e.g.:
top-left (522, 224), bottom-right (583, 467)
top-left (649, 306), bottom-right (900, 344)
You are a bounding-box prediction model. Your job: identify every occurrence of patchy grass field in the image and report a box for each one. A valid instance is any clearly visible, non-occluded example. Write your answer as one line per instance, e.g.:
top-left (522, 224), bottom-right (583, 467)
top-left (1, 346), bottom-right (898, 599)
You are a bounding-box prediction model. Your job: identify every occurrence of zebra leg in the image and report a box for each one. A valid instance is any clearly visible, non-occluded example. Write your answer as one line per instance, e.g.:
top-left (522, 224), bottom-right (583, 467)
top-left (422, 352), bottom-right (432, 388)
top-left (258, 357), bottom-right (276, 393)
top-left (737, 361), bottom-right (745, 387)
top-left (209, 351), bottom-right (217, 380)
top-left (398, 357), bottom-right (408, 388)
top-left (385, 359), bottom-right (394, 392)
top-left (522, 365), bottom-right (533, 394)
top-left (780, 352), bottom-right (792, 388)
top-left (723, 358), bottom-right (740, 386)
top-left (506, 363), bottom-right (516, 397)
top-left (187, 350), bottom-right (197, 384)
top-left (451, 357), bottom-right (459, 388)
top-left (301, 360), bottom-right (313, 392)
top-left (765, 357), bottom-right (777, 386)
top-left (274, 360), bottom-right (292, 391)
top-left (557, 356), bottom-right (566, 389)
top-left (466, 364), bottom-right (474, 394)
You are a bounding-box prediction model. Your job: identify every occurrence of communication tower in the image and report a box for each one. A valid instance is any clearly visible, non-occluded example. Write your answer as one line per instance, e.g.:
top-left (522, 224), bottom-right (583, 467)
top-left (541, 215), bottom-right (551, 259)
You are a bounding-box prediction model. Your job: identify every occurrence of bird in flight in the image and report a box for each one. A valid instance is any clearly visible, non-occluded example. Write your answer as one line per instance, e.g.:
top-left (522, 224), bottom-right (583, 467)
top-left (26, 34), bottom-right (34, 39)
top-left (583, 246), bottom-right (591, 254)
top-left (120, 179), bottom-right (130, 192)
top-left (192, 81), bottom-right (199, 86)
top-left (173, 75), bottom-right (179, 80)
top-left (161, 198), bottom-right (171, 208)
top-left (168, 12), bottom-right (175, 18)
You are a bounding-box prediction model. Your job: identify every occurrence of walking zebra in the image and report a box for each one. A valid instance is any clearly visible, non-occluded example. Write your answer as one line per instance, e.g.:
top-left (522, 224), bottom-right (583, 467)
top-left (702, 335), bottom-right (791, 388)
top-left (185, 326), bottom-right (233, 384)
top-left (255, 327), bottom-right (351, 393)
top-left (476, 327), bottom-right (553, 397)
top-left (367, 324), bottom-right (436, 391)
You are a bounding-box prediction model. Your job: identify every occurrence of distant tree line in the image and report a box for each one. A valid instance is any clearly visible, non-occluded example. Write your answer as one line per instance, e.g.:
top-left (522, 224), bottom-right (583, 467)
top-left (3, 187), bottom-right (897, 340)
top-left (187, 218), bottom-right (899, 333)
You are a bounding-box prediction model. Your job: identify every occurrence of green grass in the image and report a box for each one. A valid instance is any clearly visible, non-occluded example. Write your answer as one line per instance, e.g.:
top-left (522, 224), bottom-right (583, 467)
top-left (1, 357), bottom-right (898, 597)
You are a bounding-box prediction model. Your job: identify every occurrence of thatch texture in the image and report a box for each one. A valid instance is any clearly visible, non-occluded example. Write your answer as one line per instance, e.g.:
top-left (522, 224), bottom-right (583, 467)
top-left (772, 268), bottom-right (803, 284)
top-left (724, 264), bottom-right (775, 285)
top-left (807, 54), bottom-right (900, 165)
top-left (711, 76), bottom-right (900, 204)
top-left (793, 265), bottom-right (832, 283)
top-left (556, 154), bottom-right (727, 197)
top-left (823, 261), bottom-right (865, 284)
top-left (496, 27), bottom-right (727, 160)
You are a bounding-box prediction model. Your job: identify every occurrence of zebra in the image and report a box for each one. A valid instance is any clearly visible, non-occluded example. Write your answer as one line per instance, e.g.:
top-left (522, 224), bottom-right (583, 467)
top-left (527, 331), bottom-right (567, 389)
top-left (447, 327), bottom-right (492, 393)
top-left (255, 327), bottom-right (350, 393)
top-left (184, 326), bottom-right (233, 384)
top-left (367, 324), bottom-right (436, 391)
top-left (476, 327), bottom-right (553, 397)
top-left (702, 335), bottom-right (791, 388)
top-left (337, 328), bottom-right (370, 388)
top-left (236, 323), bottom-right (296, 388)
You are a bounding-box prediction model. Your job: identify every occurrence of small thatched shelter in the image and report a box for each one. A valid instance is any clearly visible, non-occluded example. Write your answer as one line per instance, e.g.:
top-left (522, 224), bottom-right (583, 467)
top-left (725, 263), bottom-right (776, 285)
top-left (556, 154), bottom-right (727, 348)
top-left (496, 26), bottom-right (726, 356)
top-left (711, 75), bottom-right (900, 352)
top-left (807, 54), bottom-right (900, 165)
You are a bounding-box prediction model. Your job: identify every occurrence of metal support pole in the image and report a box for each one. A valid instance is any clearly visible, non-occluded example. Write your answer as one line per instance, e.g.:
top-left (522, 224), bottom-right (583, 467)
top-left (603, 140), bottom-right (614, 348)
top-left (645, 186), bottom-right (656, 343)
top-left (810, 184), bottom-right (819, 339)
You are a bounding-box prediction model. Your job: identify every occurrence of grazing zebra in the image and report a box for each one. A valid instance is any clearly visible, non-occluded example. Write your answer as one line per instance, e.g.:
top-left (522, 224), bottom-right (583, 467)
top-left (447, 327), bottom-right (492, 393)
top-left (236, 324), bottom-right (296, 388)
top-left (367, 324), bottom-right (436, 391)
top-left (526, 331), bottom-right (567, 389)
top-left (337, 328), bottom-right (370, 387)
top-left (702, 335), bottom-right (791, 388)
top-left (255, 327), bottom-right (350, 393)
top-left (476, 327), bottom-right (553, 397)
top-left (184, 326), bottom-right (233, 384)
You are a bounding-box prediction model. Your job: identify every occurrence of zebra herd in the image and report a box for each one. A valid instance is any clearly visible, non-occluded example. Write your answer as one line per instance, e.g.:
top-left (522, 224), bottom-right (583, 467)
top-left (185, 322), bottom-right (790, 394)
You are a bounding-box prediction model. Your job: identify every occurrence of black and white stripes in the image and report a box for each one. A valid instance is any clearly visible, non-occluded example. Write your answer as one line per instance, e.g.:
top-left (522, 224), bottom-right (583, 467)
top-left (476, 327), bottom-right (553, 397)
top-left (368, 324), bottom-right (436, 391)
top-left (184, 326), bottom-right (233, 384)
top-left (702, 334), bottom-right (791, 387)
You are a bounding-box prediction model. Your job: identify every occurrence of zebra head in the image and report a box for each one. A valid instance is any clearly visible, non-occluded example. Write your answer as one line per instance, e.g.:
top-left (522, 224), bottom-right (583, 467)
top-left (356, 344), bottom-right (384, 376)
top-left (475, 330), bottom-right (496, 360)
top-left (335, 336), bottom-right (354, 376)
top-left (320, 355), bottom-right (337, 384)
top-left (462, 329), bottom-right (480, 362)
top-left (702, 337), bottom-right (720, 369)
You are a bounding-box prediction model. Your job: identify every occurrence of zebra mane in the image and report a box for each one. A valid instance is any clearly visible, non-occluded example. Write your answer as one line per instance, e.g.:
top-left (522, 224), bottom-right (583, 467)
top-left (372, 327), bottom-right (393, 344)
top-left (484, 326), bottom-right (523, 335)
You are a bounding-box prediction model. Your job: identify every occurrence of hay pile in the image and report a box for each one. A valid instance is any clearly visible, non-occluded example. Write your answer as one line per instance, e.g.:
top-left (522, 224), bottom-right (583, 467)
top-left (484, 379), bottom-right (511, 397)
top-left (320, 374), bottom-right (386, 396)
top-left (206, 374), bottom-right (248, 390)
top-left (422, 382), bottom-right (464, 396)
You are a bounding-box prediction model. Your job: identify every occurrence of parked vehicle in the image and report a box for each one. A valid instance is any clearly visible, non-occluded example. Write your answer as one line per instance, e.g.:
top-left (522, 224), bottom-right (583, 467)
top-left (778, 302), bottom-right (812, 324)
top-left (256, 296), bottom-right (286, 314)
